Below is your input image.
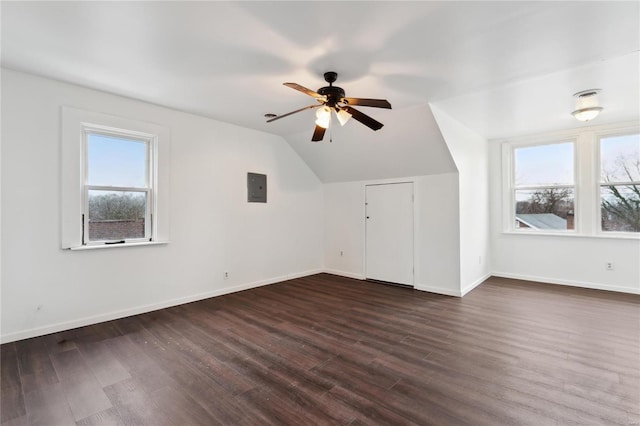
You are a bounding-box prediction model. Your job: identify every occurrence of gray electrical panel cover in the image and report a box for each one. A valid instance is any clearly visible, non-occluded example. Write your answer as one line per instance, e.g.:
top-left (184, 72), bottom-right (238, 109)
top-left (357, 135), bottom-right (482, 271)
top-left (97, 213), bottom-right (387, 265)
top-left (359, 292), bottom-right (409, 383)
top-left (247, 173), bottom-right (267, 202)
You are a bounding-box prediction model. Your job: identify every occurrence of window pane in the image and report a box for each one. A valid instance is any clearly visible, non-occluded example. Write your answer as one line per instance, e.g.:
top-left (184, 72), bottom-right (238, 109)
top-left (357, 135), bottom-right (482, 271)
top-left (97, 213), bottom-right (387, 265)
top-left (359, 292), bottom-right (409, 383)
top-left (600, 185), bottom-right (640, 232)
top-left (88, 133), bottom-right (147, 187)
top-left (515, 188), bottom-right (575, 230)
top-left (515, 143), bottom-right (574, 186)
top-left (600, 134), bottom-right (640, 183)
top-left (88, 190), bottom-right (147, 241)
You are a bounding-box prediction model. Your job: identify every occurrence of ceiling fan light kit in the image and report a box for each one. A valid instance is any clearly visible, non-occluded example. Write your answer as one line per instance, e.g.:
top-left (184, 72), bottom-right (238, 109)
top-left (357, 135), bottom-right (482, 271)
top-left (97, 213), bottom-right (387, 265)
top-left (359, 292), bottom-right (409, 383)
top-left (336, 108), bottom-right (352, 126)
top-left (267, 71), bottom-right (391, 142)
top-left (571, 89), bottom-right (603, 122)
top-left (315, 106), bottom-right (332, 128)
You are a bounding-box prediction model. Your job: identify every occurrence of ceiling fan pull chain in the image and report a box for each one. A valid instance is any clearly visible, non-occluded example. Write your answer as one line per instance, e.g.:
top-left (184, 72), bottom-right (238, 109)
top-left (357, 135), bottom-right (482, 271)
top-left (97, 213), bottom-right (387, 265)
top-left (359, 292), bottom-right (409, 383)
top-left (330, 116), bottom-right (333, 143)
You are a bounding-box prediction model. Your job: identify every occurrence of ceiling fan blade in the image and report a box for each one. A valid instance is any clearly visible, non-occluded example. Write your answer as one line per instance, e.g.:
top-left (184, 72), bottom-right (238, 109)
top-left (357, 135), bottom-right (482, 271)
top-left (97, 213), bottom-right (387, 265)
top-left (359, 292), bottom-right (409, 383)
top-left (283, 83), bottom-right (326, 100)
top-left (311, 125), bottom-right (326, 142)
top-left (266, 104), bottom-right (320, 123)
top-left (342, 98), bottom-right (392, 109)
top-left (341, 106), bottom-right (384, 131)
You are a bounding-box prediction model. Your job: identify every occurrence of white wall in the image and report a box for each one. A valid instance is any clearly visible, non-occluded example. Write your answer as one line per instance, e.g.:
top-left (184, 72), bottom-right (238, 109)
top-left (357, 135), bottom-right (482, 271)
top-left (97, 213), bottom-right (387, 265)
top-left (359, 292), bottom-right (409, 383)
top-left (431, 106), bottom-right (491, 294)
top-left (489, 127), bottom-right (640, 294)
top-left (324, 174), bottom-right (461, 296)
top-left (323, 182), bottom-right (365, 279)
top-left (285, 104), bottom-right (458, 183)
top-left (1, 69), bottom-right (324, 342)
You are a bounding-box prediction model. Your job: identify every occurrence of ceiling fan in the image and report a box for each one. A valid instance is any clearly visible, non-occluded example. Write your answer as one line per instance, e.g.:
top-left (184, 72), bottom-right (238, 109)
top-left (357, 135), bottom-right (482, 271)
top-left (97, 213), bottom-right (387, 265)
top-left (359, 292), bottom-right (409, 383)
top-left (267, 71), bottom-right (392, 142)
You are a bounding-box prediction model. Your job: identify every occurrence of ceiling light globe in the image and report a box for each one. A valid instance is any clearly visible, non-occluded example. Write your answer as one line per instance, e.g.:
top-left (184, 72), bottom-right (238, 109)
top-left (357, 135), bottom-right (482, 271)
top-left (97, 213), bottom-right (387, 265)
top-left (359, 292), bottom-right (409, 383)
top-left (571, 107), bottom-right (603, 122)
top-left (336, 109), bottom-right (352, 126)
top-left (315, 107), bottom-right (331, 128)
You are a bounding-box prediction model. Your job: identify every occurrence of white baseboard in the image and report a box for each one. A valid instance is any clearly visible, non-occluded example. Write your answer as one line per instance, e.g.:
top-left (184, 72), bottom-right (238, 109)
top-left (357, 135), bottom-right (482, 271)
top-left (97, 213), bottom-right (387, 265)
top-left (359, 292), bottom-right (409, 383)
top-left (491, 272), bottom-right (640, 295)
top-left (461, 273), bottom-right (491, 296)
top-left (0, 269), bottom-right (323, 344)
top-left (322, 269), bottom-right (365, 280)
top-left (11, 268), bottom-right (632, 343)
top-left (287, 269), bottom-right (324, 280)
top-left (414, 284), bottom-right (461, 297)
top-left (324, 270), bottom-right (486, 298)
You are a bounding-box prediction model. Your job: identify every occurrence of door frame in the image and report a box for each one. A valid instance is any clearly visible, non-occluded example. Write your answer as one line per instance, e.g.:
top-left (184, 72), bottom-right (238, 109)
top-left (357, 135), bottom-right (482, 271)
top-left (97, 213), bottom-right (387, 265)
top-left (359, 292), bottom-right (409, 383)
top-left (363, 180), bottom-right (416, 287)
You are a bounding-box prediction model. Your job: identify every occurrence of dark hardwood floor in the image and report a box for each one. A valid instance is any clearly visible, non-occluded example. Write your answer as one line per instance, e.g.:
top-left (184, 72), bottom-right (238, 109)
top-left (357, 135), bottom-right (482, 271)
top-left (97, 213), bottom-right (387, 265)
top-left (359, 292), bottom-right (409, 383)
top-left (1, 274), bottom-right (639, 425)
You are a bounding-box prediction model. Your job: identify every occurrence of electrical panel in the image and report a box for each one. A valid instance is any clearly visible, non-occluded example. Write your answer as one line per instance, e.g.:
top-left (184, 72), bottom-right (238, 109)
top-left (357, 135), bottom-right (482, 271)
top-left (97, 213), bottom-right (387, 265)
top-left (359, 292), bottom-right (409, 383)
top-left (247, 173), bottom-right (267, 203)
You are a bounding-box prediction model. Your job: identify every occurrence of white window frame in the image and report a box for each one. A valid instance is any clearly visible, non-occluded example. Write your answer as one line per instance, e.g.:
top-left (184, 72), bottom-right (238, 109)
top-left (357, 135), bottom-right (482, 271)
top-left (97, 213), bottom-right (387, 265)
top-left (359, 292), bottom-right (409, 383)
top-left (81, 124), bottom-right (156, 245)
top-left (62, 107), bottom-right (170, 250)
top-left (500, 121), bottom-right (640, 239)
top-left (503, 138), bottom-right (578, 234)
top-left (595, 129), bottom-right (640, 236)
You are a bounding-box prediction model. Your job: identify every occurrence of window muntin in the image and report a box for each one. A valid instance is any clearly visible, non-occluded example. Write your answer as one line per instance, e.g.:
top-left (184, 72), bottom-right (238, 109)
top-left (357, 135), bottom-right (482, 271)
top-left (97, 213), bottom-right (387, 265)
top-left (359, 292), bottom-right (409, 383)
top-left (599, 133), bottom-right (640, 233)
top-left (83, 129), bottom-right (153, 244)
top-left (513, 142), bottom-right (575, 231)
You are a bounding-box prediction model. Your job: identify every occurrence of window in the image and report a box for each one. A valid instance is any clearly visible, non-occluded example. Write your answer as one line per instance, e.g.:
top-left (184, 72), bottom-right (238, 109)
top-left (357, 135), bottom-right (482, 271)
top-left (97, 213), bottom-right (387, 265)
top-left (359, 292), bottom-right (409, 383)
top-left (512, 142), bottom-right (576, 232)
top-left (599, 133), bottom-right (640, 233)
top-left (62, 107), bottom-right (169, 249)
top-left (83, 128), bottom-right (154, 244)
top-left (501, 121), bottom-right (639, 238)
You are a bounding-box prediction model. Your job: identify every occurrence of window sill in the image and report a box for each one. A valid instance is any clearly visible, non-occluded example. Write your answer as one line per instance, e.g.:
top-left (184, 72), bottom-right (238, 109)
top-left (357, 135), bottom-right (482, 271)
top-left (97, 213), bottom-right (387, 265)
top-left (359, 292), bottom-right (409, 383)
top-left (67, 241), bottom-right (169, 251)
top-left (501, 231), bottom-right (639, 240)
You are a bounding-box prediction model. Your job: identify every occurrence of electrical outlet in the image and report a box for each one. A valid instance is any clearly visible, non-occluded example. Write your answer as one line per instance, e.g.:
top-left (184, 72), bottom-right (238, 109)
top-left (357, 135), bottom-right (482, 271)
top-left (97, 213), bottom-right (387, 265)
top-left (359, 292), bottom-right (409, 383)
top-left (224, 271), bottom-right (229, 279)
top-left (606, 262), bottom-right (614, 271)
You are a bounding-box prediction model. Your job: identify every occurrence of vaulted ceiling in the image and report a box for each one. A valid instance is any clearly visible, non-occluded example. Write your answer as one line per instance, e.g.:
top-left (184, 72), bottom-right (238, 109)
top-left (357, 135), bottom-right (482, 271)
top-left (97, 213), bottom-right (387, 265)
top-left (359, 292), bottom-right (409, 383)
top-left (2, 1), bottom-right (638, 181)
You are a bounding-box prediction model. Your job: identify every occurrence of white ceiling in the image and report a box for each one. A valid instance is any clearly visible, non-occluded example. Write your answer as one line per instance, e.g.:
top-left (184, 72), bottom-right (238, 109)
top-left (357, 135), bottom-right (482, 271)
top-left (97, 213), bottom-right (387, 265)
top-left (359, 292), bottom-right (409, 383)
top-left (2, 1), bottom-right (639, 180)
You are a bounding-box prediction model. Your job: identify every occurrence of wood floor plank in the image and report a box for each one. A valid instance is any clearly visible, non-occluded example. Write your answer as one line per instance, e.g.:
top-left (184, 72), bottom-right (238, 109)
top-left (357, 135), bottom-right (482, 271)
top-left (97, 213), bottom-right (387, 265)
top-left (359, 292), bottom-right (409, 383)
top-left (41, 333), bottom-right (78, 355)
top-left (0, 415), bottom-right (28, 426)
top-left (49, 348), bottom-right (91, 380)
top-left (150, 385), bottom-right (221, 425)
top-left (14, 338), bottom-right (59, 394)
top-left (23, 383), bottom-right (75, 426)
top-left (75, 407), bottom-right (124, 426)
top-left (1, 344), bottom-right (21, 392)
top-left (0, 343), bottom-right (26, 424)
top-left (1, 274), bottom-right (638, 425)
top-left (61, 372), bottom-right (113, 422)
top-left (76, 341), bottom-right (131, 388)
top-left (111, 400), bottom-right (173, 426)
top-left (0, 388), bottom-right (26, 424)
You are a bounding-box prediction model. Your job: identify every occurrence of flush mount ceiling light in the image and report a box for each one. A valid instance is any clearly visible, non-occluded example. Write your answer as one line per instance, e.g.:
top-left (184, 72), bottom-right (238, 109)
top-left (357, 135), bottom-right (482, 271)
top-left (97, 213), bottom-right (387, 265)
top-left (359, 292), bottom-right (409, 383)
top-left (572, 89), bottom-right (603, 122)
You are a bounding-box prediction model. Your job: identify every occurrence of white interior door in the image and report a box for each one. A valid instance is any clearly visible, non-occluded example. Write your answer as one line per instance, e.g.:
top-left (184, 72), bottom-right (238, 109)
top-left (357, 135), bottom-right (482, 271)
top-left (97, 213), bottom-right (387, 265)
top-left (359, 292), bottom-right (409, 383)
top-left (365, 182), bottom-right (414, 286)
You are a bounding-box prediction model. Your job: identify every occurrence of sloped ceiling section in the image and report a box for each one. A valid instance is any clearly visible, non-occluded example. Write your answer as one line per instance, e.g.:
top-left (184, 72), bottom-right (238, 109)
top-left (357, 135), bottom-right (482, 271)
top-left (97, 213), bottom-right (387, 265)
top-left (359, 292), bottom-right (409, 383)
top-left (284, 104), bottom-right (457, 183)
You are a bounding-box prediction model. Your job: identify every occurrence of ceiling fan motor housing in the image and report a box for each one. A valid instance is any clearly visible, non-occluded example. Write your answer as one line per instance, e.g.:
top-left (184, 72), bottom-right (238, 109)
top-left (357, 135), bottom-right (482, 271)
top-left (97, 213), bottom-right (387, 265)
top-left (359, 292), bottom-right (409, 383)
top-left (318, 86), bottom-right (345, 107)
